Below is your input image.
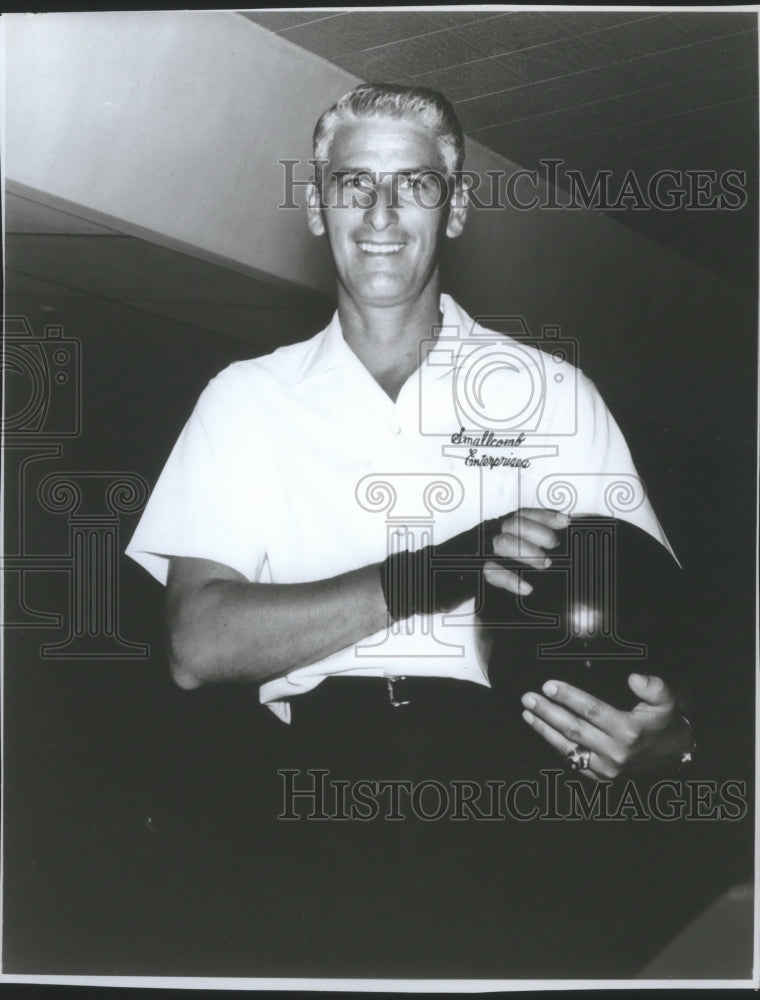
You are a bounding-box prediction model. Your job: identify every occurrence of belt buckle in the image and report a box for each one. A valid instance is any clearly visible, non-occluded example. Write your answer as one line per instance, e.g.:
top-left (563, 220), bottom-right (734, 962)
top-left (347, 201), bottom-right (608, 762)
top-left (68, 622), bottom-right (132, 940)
top-left (386, 675), bottom-right (411, 708)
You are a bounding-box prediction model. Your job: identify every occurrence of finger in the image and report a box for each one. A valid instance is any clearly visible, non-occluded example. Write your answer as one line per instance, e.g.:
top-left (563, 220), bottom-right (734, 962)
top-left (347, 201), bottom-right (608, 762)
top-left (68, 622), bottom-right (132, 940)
top-left (521, 709), bottom-right (605, 782)
top-left (540, 679), bottom-right (625, 739)
top-left (521, 691), bottom-right (616, 759)
top-left (492, 533), bottom-right (554, 567)
top-left (627, 673), bottom-right (677, 709)
top-left (483, 560), bottom-right (533, 596)
top-left (512, 508), bottom-right (570, 531)
top-left (496, 514), bottom-right (565, 553)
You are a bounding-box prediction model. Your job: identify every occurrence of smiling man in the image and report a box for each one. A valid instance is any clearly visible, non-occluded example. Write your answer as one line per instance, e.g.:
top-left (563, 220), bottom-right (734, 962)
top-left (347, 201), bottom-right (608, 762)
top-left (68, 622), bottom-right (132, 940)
top-left (125, 84), bottom-right (696, 977)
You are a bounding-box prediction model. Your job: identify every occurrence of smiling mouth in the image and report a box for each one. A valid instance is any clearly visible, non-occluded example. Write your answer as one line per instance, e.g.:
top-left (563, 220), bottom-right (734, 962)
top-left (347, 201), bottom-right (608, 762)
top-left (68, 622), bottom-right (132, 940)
top-left (357, 242), bottom-right (406, 255)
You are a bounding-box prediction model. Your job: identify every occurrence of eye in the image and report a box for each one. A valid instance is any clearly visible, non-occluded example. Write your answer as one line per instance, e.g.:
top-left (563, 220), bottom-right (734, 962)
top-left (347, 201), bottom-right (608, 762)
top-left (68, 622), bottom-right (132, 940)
top-left (415, 172), bottom-right (446, 195)
top-left (348, 171), bottom-right (374, 190)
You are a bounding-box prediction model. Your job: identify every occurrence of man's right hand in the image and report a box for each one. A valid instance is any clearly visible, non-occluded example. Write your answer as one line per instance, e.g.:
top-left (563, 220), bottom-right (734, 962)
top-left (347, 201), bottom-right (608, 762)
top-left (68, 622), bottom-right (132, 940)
top-left (484, 508), bottom-right (569, 597)
top-left (380, 506), bottom-right (569, 619)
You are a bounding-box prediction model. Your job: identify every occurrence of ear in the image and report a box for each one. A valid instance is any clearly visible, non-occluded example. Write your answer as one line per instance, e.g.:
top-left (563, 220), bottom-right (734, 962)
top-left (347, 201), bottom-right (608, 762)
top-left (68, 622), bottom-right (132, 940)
top-left (306, 182), bottom-right (325, 237)
top-left (445, 178), bottom-right (469, 239)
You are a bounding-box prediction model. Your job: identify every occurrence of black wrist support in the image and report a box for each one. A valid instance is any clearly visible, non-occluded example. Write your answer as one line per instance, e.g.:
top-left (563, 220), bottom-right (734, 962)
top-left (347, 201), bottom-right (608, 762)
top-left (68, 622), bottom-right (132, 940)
top-left (379, 515), bottom-right (507, 620)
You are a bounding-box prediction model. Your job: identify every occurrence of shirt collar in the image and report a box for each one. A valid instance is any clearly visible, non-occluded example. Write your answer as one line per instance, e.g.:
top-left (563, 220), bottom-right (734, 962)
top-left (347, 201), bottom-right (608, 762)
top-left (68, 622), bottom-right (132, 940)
top-left (297, 293), bottom-right (477, 384)
top-left (429, 294), bottom-right (478, 381)
top-left (296, 308), bottom-right (351, 383)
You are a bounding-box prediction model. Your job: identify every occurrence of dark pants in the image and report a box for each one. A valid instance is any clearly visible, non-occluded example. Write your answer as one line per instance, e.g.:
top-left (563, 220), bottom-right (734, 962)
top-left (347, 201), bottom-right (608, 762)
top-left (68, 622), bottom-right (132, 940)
top-left (124, 674), bottom-right (735, 979)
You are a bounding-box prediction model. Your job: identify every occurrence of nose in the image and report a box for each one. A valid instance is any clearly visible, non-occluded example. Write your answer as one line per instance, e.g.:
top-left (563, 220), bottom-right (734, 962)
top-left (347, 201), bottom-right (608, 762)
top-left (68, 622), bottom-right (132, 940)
top-left (364, 178), bottom-right (399, 231)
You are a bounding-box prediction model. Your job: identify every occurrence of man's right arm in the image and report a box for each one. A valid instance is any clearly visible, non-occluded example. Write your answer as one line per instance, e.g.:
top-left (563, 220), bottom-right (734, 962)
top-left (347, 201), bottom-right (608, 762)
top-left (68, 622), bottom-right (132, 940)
top-left (166, 556), bottom-right (390, 689)
top-left (165, 508), bottom-right (565, 690)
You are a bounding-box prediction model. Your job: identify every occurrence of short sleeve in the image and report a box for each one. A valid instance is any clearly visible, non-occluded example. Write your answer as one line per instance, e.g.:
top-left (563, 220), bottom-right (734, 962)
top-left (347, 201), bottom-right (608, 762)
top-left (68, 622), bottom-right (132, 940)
top-left (534, 369), bottom-right (675, 556)
top-left (125, 368), bottom-right (268, 585)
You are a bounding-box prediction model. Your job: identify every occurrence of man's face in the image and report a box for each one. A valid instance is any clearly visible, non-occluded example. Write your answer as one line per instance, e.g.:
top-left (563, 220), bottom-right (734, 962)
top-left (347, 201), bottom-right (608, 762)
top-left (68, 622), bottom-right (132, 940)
top-left (307, 116), bottom-right (466, 309)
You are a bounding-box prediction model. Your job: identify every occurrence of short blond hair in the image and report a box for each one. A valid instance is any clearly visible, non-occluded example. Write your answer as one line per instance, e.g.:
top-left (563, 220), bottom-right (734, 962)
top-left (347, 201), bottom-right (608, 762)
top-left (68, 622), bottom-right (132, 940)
top-left (313, 83), bottom-right (465, 183)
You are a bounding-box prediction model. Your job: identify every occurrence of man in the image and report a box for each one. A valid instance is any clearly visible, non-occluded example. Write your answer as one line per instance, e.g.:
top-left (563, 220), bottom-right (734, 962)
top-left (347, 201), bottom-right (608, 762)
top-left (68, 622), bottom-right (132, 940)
top-left (126, 84), bottom-right (695, 977)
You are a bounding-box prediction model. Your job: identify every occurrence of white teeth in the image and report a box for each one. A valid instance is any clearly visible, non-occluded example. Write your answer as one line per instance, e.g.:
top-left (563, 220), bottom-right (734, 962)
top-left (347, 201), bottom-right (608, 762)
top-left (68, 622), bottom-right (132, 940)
top-left (357, 243), bottom-right (404, 254)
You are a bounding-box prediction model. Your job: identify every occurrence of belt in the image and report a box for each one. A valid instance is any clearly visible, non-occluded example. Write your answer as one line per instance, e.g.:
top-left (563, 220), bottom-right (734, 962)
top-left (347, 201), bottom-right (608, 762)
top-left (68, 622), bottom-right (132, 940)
top-left (277, 673), bottom-right (530, 778)
top-left (386, 675), bottom-right (424, 707)
top-left (290, 673), bottom-right (496, 716)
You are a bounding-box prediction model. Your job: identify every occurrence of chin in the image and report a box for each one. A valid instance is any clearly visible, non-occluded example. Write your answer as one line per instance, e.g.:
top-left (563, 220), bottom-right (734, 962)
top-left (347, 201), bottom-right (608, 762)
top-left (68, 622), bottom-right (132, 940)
top-left (351, 280), bottom-right (413, 306)
top-left (367, 290), bottom-right (420, 308)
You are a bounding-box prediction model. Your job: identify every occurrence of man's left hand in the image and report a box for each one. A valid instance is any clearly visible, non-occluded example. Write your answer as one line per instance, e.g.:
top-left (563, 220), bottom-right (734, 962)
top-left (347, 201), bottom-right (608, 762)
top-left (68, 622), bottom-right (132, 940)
top-left (521, 673), bottom-right (692, 781)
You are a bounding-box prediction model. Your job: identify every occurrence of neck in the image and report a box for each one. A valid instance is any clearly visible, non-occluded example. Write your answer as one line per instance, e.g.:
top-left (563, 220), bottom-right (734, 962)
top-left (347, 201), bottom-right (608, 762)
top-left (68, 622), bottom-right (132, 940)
top-left (337, 284), bottom-right (443, 401)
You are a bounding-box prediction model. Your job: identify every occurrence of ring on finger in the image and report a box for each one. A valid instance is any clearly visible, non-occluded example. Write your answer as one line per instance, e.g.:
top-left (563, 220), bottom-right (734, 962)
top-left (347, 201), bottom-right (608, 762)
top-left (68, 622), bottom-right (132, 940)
top-left (565, 744), bottom-right (592, 772)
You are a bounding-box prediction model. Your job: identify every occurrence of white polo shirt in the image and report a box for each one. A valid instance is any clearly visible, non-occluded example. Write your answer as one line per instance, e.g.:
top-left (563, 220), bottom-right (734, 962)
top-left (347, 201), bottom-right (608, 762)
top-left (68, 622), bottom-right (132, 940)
top-left (126, 294), bottom-right (669, 722)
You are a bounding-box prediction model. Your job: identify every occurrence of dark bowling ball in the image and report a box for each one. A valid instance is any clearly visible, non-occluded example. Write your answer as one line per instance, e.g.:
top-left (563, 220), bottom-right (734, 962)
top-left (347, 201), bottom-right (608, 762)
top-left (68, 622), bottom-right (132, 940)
top-left (480, 515), bottom-right (685, 711)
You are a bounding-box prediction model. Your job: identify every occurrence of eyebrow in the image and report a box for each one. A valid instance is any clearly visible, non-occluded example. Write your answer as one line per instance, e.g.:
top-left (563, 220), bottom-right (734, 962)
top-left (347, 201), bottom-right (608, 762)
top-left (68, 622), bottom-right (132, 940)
top-left (330, 164), bottom-right (447, 177)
